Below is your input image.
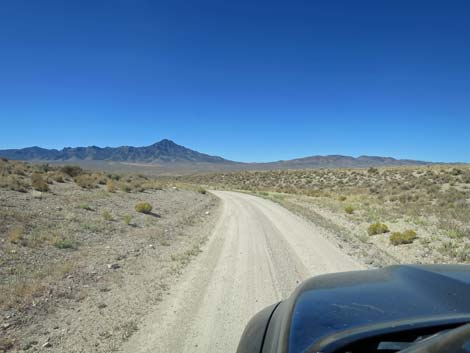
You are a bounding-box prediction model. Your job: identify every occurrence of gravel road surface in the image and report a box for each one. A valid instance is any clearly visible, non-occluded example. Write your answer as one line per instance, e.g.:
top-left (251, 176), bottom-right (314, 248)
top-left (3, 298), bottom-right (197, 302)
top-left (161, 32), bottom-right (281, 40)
top-left (123, 191), bottom-right (364, 353)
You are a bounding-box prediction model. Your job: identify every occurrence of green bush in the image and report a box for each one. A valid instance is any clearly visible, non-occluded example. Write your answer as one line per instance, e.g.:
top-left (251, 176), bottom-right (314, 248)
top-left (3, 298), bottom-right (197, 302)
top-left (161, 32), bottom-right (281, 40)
top-left (197, 187), bottom-right (207, 194)
top-left (54, 238), bottom-right (77, 249)
top-left (135, 202), bottom-right (152, 214)
top-left (390, 230), bottom-right (417, 245)
top-left (122, 215), bottom-right (132, 225)
top-left (367, 222), bottom-right (389, 236)
top-left (31, 172), bottom-right (49, 192)
top-left (101, 210), bottom-right (113, 221)
top-left (344, 205), bottom-right (354, 214)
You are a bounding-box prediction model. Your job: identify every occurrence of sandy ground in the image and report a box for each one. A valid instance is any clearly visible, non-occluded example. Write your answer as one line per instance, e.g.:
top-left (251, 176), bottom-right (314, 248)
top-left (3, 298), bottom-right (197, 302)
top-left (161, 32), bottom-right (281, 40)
top-left (123, 191), bottom-right (364, 353)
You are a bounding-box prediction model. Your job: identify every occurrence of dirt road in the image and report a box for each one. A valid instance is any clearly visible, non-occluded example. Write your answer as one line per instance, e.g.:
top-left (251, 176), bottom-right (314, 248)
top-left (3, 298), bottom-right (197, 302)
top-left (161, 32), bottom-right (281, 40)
top-left (123, 191), bottom-right (364, 353)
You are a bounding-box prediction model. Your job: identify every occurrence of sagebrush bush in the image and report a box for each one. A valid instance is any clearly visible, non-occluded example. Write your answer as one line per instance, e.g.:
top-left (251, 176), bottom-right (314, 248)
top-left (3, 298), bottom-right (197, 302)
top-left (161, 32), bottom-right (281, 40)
top-left (344, 205), bottom-right (354, 214)
top-left (31, 173), bottom-right (49, 192)
top-left (135, 202), bottom-right (152, 214)
top-left (60, 165), bottom-right (83, 177)
top-left (367, 222), bottom-right (389, 236)
top-left (197, 187), bottom-right (207, 194)
top-left (390, 230), bottom-right (417, 245)
top-left (74, 174), bottom-right (97, 189)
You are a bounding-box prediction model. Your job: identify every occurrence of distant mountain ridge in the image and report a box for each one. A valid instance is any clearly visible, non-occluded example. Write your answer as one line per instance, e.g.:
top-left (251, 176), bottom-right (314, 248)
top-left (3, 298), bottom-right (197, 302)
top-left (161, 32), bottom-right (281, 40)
top-left (256, 154), bottom-right (430, 169)
top-left (0, 139), bottom-right (434, 170)
top-left (0, 139), bottom-right (230, 164)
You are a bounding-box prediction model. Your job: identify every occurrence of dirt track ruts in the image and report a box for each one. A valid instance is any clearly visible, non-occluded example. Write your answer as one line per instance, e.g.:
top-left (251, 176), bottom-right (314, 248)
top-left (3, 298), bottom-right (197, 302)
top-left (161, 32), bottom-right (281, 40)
top-left (123, 191), bottom-right (364, 353)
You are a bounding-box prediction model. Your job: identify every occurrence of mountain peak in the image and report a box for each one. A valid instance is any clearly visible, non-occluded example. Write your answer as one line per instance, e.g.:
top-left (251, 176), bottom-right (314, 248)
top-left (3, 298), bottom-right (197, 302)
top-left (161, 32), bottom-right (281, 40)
top-left (0, 139), bottom-right (231, 164)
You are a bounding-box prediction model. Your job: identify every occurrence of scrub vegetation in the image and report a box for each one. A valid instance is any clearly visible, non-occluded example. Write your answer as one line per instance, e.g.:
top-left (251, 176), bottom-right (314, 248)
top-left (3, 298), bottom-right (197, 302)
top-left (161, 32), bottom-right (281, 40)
top-left (181, 165), bottom-right (470, 264)
top-left (0, 158), bottom-right (218, 352)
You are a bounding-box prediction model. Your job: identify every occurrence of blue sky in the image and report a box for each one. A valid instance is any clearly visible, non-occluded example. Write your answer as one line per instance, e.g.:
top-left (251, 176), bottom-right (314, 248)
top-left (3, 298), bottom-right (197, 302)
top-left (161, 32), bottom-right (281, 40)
top-left (1, 1), bottom-right (469, 162)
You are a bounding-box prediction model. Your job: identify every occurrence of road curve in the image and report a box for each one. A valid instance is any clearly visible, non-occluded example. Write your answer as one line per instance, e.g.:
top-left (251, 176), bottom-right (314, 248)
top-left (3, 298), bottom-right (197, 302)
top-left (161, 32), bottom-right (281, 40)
top-left (123, 191), bottom-right (364, 353)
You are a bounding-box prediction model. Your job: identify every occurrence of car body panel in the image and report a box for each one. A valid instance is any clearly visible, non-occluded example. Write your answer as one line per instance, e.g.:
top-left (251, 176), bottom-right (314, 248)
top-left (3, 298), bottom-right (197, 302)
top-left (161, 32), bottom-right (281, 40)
top-left (237, 265), bottom-right (470, 353)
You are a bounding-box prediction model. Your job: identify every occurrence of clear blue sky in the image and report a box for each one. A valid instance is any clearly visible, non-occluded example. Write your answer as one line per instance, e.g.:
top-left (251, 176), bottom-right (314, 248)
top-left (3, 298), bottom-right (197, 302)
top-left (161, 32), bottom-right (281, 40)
top-left (1, 0), bottom-right (469, 162)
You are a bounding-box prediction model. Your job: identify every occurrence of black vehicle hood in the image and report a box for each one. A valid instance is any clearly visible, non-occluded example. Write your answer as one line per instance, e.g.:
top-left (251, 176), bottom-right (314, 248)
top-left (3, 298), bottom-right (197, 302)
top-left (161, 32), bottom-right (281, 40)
top-left (285, 265), bottom-right (470, 353)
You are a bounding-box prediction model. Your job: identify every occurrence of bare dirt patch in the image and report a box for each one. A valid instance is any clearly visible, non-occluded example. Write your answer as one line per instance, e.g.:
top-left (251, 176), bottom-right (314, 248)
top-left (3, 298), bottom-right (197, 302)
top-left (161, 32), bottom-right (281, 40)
top-left (0, 160), bottom-right (220, 352)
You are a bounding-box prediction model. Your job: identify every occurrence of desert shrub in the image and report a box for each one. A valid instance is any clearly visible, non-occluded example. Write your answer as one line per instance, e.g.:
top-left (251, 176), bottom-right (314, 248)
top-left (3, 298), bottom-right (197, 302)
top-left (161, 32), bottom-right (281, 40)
top-left (339, 195), bottom-right (347, 201)
top-left (74, 174), bottom-right (97, 189)
top-left (122, 215), bottom-right (132, 225)
top-left (60, 165), bottom-right (83, 177)
top-left (368, 167), bottom-right (379, 174)
top-left (120, 183), bottom-right (132, 193)
top-left (54, 238), bottom-right (77, 249)
top-left (197, 187), bottom-right (207, 194)
top-left (107, 173), bottom-right (121, 181)
top-left (31, 172), bottom-right (49, 192)
top-left (77, 203), bottom-right (93, 211)
top-left (135, 202), bottom-right (152, 214)
top-left (101, 210), bottom-right (113, 221)
top-left (390, 230), bottom-right (417, 245)
top-left (0, 175), bottom-right (29, 192)
top-left (49, 172), bottom-right (65, 183)
top-left (344, 205), bottom-right (354, 214)
top-left (7, 227), bottom-right (24, 245)
top-left (131, 181), bottom-right (146, 192)
top-left (367, 222), bottom-right (389, 236)
top-left (106, 179), bottom-right (116, 192)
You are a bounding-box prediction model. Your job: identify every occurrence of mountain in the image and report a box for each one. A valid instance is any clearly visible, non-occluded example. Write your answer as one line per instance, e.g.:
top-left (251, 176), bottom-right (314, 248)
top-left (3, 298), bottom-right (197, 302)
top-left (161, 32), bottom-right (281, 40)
top-left (253, 154), bottom-right (430, 169)
top-left (0, 139), bottom-right (434, 172)
top-left (0, 139), bottom-right (231, 164)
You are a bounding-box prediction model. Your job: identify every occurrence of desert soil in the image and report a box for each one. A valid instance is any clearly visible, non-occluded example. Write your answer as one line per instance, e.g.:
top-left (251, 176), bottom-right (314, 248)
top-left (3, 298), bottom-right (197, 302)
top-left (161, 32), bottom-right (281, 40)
top-left (1, 183), bottom-right (220, 353)
top-left (122, 191), bottom-right (364, 353)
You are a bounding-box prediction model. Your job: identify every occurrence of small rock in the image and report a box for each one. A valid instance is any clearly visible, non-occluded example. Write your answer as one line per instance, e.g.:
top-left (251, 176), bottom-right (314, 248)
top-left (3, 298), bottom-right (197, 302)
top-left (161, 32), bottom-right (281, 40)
top-left (205, 211), bottom-right (210, 215)
top-left (2, 323), bottom-right (11, 329)
top-left (107, 264), bottom-right (120, 270)
top-left (149, 244), bottom-right (154, 249)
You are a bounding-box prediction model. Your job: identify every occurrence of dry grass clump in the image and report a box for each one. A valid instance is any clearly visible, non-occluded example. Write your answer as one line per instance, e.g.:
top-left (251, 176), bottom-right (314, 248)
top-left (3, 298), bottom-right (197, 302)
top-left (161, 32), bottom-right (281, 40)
top-left (31, 172), bottom-right (49, 192)
top-left (0, 174), bottom-right (29, 192)
top-left (106, 179), bottom-right (116, 192)
top-left (48, 171), bottom-right (66, 183)
top-left (74, 174), bottom-right (98, 189)
top-left (135, 202), bottom-right (152, 214)
top-left (367, 222), bottom-right (389, 236)
top-left (390, 230), bottom-right (417, 245)
top-left (7, 226), bottom-right (25, 245)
